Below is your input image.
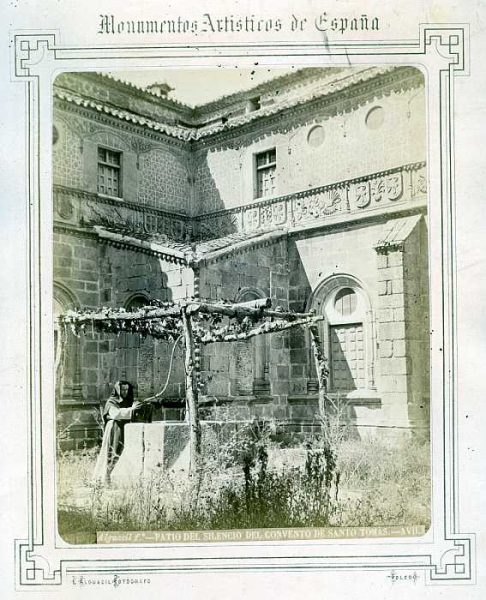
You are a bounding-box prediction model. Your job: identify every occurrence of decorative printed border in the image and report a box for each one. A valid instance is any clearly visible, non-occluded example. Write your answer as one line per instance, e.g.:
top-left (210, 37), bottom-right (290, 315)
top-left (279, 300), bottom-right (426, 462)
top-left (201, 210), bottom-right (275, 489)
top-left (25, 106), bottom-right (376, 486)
top-left (11, 24), bottom-right (475, 588)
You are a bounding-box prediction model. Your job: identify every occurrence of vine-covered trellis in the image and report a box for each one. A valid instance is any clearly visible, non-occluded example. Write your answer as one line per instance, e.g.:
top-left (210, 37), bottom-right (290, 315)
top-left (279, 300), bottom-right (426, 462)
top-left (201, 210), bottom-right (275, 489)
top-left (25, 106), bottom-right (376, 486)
top-left (59, 298), bottom-right (329, 472)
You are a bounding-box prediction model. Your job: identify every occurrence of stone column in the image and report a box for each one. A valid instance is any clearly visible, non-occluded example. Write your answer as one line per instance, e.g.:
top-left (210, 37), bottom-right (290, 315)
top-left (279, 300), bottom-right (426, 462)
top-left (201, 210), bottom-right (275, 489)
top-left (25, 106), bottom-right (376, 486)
top-left (375, 242), bottom-right (410, 430)
top-left (374, 214), bottom-right (429, 435)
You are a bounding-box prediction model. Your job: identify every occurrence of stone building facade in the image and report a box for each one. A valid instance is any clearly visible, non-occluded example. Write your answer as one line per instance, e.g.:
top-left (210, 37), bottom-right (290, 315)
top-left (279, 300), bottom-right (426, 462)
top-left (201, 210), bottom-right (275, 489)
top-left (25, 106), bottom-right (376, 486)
top-left (53, 67), bottom-right (429, 449)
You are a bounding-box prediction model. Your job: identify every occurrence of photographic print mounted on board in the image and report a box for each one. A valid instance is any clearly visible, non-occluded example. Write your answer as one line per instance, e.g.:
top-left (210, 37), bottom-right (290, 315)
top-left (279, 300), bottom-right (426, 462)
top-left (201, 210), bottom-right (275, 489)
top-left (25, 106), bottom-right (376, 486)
top-left (53, 65), bottom-right (430, 544)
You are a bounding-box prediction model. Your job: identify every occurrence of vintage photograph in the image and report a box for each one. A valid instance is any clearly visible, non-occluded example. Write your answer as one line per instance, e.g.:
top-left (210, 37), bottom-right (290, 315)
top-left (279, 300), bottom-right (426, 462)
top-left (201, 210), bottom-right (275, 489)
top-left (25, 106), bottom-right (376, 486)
top-left (53, 65), bottom-right (430, 543)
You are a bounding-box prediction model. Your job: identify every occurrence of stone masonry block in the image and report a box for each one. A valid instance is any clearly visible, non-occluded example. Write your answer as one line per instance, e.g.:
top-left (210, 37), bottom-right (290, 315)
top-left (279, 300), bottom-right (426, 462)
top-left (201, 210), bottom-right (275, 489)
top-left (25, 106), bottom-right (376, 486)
top-left (55, 256), bottom-right (73, 269)
top-left (271, 350), bottom-right (289, 364)
top-left (272, 380), bottom-right (290, 395)
top-left (290, 348), bottom-right (307, 364)
top-left (291, 364), bottom-right (305, 378)
top-left (271, 336), bottom-right (284, 350)
top-left (55, 243), bottom-right (73, 258)
top-left (378, 340), bottom-right (393, 358)
top-left (393, 306), bottom-right (406, 322)
top-left (380, 321), bottom-right (406, 340)
top-left (376, 253), bottom-right (388, 269)
top-left (378, 308), bottom-right (394, 323)
top-left (289, 379), bottom-right (307, 395)
top-left (393, 279), bottom-right (404, 294)
top-left (77, 269), bottom-right (97, 282)
top-left (377, 280), bottom-right (391, 296)
top-left (383, 294), bottom-right (406, 308)
top-left (273, 287), bottom-right (287, 302)
top-left (379, 357), bottom-right (408, 376)
top-left (387, 251), bottom-right (404, 267)
top-left (393, 339), bottom-right (407, 357)
top-left (209, 355), bottom-right (229, 372)
top-left (382, 266), bottom-right (404, 281)
top-left (166, 270), bottom-right (182, 287)
top-left (207, 378), bottom-right (230, 397)
top-left (380, 375), bottom-right (408, 393)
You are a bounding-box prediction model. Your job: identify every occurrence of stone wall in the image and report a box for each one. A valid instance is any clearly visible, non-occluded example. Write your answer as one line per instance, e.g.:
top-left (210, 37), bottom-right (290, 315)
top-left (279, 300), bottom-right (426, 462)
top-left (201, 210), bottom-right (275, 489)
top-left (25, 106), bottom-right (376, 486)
top-left (286, 225), bottom-right (381, 429)
top-left (198, 239), bottom-right (291, 421)
top-left (53, 68), bottom-right (429, 448)
top-left (374, 216), bottom-right (429, 434)
top-left (54, 232), bottom-right (194, 448)
top-left (55, 215), bottom-right (429, 447)
top-left (53, 108), bottom-right (192, 217)
top-left (403, 219), bottom-right (430, 432)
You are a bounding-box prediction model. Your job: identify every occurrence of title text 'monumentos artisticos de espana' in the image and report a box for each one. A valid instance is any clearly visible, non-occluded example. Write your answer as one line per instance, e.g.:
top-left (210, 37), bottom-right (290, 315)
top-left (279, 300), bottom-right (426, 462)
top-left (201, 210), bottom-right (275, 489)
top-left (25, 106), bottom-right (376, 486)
top-left (98, 13), bottom-right (381, 36)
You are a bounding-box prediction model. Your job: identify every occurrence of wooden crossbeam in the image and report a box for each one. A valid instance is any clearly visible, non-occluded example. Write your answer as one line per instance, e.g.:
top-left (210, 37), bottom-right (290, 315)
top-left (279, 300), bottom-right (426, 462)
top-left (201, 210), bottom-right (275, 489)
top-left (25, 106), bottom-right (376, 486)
top-left (60, 297), bottom-right (316, 327)
top-left (59, 295), bottom-right (329, 474)
top-left (198, 315), bottom-right (324, 344)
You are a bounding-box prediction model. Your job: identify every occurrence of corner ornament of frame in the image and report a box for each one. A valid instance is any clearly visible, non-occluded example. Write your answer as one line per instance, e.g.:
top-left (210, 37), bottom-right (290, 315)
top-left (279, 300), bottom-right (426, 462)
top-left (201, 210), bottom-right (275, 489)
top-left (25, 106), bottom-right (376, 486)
top-left (14, 33), bottom-right (58, 78)
top-left (427, 536), bottom-right (475, 583)
top-left (16, 542), bottom-right (62, 586)
top-left (422, 25), bottom-right (467, 73)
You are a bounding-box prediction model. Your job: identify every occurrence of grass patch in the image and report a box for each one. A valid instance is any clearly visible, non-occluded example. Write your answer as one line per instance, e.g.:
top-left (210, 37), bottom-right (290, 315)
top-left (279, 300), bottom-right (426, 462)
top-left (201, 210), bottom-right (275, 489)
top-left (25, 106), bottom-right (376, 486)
top-left (57, 428), bottom-right (430, 542)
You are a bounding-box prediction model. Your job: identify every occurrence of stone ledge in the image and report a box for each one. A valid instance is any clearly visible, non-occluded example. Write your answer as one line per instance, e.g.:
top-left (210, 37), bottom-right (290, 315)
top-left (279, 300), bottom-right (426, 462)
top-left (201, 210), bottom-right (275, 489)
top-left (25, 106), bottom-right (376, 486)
top-left (199, 395), bottom-right (274, 405)
top-left (289, 392), bottom-right (382, 409)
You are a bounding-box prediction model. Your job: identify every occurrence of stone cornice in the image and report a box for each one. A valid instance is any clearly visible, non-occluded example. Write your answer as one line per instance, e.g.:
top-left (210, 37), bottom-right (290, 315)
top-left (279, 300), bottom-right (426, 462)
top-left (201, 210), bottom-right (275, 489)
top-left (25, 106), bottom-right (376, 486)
top-left (194, 67), bottom-right (423, 148)
top-left (54, 66), bottom-right (423, 145)
top-left (93, 226), bottom-right (189, 264)
top-left (54, 222), bottom-right (189, 264)
top-left (54, 161), bottom-right (427, 265)
top-left (53, 221), bottom-right (287, 267)
top-left (56, 68), bottom-right (341, 120)
top-left (53, 222), bottom-right (99, 240)
top-left (83, 72), bottom-right (191, 113)
top-left (193, 67), bottom-right (340, 116)
top-left (290, 205), bottom-right (427, 242)
top-left (54, 96), bottom-right (192, 150)
top-left (193, 229), bottom-right (287, 266)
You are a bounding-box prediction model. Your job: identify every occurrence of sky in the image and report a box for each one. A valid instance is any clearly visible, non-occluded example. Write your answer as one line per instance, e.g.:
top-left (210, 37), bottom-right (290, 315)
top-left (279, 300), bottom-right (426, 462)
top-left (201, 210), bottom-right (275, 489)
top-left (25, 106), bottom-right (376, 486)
top-left (108, 67), bottom-right (296, 106)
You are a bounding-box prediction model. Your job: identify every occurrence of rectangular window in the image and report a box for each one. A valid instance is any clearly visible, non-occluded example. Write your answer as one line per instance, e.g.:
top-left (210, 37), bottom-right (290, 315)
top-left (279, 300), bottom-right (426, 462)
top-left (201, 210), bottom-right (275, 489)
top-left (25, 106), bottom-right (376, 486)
top-left (97, 147), bottom-right (122, 198)
top-left (255, 148), bottom-right (276, 199)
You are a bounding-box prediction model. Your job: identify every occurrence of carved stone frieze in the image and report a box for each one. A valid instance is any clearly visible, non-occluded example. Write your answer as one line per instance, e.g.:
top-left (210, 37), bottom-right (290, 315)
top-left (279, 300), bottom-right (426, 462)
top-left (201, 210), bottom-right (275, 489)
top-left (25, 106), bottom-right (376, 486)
top-left (197, 162), bottom-right (424, 237)
top-left (350, 172), bottom-right (403, 210)
top-left (412, 169), bottom-right (428, 197)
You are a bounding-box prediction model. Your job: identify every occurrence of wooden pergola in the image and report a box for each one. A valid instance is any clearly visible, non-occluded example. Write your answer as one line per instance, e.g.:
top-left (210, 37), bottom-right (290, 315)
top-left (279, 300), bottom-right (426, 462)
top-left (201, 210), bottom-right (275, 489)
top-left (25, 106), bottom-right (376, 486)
top-left (60, 298), bottom-right (329, 471)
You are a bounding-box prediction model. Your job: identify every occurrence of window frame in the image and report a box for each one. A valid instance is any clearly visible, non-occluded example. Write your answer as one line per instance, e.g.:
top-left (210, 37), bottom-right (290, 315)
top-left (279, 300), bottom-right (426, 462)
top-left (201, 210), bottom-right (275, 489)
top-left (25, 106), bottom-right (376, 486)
top-left (307, 277), bottom-right (377, 396)
top-left (324, 286), bottom-right (368, 393)
top-left (254, 147), bottom-right (277, 200)
top-left (97, 146), bottom-right (123, 199)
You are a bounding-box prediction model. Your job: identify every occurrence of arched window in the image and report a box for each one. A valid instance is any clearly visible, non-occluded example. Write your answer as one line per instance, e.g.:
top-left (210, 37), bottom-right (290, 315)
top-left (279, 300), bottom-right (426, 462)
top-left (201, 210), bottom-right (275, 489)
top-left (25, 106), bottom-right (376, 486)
top-left (233, 289), bottom-right (270, 397)
top-left (53, 283), bottom-right (83, 402)
top-left (308, 276), bottom-right (376, 396)
top-left (116, 294), bottom-right (151, 390)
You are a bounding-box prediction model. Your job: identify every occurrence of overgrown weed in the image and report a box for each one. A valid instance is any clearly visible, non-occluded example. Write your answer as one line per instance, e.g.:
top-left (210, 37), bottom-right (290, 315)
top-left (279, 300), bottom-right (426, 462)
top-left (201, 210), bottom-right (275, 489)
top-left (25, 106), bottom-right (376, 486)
top-left (57, 424), bottom-right (430, 541)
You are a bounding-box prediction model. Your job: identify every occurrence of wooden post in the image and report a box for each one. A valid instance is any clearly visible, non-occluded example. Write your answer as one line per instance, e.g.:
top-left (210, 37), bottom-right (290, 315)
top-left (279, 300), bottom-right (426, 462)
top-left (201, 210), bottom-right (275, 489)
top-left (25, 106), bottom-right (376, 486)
top-left (309, 325), bottom-right (328, 420)
top-left (181, 306), bottom-right (201, 472)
